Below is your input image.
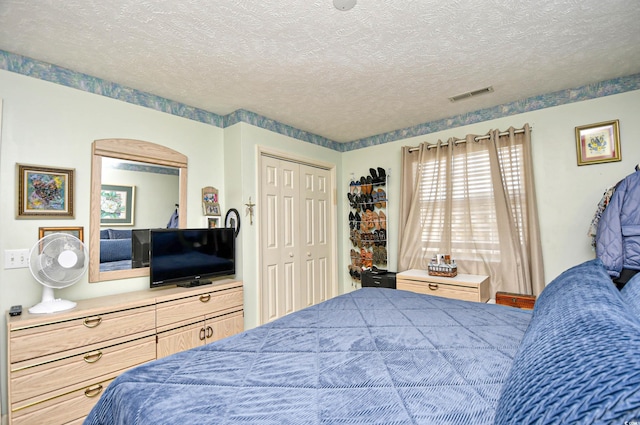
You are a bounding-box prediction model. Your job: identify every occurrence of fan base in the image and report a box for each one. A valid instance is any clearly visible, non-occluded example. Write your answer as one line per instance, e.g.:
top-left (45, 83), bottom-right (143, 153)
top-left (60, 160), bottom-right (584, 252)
top-left (29, 299), bottom-right (77, 314)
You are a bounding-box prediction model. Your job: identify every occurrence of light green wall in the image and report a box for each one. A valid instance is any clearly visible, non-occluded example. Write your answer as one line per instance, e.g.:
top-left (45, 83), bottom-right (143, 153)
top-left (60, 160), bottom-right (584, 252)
top-left (341, 89), bottom-right (640, 288)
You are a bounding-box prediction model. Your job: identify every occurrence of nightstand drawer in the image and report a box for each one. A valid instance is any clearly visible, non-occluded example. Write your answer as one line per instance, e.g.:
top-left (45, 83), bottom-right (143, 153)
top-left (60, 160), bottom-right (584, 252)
top-left (397, 280), bottom-right (481, 302)
top-left (396, 270), bottom-right (490, 302)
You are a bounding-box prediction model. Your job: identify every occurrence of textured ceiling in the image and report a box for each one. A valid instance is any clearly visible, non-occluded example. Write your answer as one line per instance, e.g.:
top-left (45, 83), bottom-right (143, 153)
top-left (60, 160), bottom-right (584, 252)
top-left (1, 0), bottom-right (639, 143)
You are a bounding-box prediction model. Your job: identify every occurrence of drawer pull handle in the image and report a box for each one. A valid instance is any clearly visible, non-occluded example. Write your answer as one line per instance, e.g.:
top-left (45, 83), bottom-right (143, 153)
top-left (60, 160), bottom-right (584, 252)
top-left (199, 327), bottom-right (206, 341)
top-left (83, 317), bottom-right (102, 328)
top-left (84, 351), bottom-right (103, 364)
top-left (206, 326), bottom-right (213, 339)
top-left (428, 283), bottom-right (439, 291)
top-left (84, 384), bottom-right (103, 398)
top-left (200, 294), bottom-right (211, 303)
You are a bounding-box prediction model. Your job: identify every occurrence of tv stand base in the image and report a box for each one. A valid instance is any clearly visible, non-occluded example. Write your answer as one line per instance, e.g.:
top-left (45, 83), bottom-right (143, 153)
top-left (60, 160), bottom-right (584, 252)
top-left (177, 279), bottom-right (212, 288)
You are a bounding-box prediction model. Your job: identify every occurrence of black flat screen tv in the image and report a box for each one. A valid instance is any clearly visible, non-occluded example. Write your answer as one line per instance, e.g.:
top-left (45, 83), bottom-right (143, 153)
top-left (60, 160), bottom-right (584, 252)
top-left (150, 228), bottom-right (235, 288)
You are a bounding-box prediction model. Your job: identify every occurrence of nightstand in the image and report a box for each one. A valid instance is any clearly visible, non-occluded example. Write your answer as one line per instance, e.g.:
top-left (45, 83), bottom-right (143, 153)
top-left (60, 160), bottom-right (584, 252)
top-left (361, 270), bottom-right (396, 289)
top-left (396, 269), bottom-right (490, 302)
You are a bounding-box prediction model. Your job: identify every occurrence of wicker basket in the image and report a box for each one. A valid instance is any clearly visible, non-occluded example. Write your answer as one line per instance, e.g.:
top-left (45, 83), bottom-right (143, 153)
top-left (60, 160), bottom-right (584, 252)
top-left (427, 264), bottom-right (457, 277)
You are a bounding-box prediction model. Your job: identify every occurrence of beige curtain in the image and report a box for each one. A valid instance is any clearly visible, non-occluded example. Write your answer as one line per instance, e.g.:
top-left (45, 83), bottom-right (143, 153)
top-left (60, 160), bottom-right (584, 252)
top-left (398, 124), bottom-right (544, 295)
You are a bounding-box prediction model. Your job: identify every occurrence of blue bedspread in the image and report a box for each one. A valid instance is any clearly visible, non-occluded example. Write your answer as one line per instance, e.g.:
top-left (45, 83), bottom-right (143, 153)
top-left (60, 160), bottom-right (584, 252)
top-left (495, 259), bottom-right (640, 424)
top-left (85, 288), bottom-right (530, 425)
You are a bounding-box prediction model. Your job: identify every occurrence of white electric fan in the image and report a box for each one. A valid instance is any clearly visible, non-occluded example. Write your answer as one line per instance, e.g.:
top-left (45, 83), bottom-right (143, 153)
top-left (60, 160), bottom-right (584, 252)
top-left (28, 233), bottom-right (88, 314)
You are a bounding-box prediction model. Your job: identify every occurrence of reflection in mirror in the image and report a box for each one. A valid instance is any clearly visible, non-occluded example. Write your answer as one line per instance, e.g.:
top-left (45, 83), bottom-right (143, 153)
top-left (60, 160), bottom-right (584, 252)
top-left (90, 139), bottom-right (187, 283)
top-left (99, 158), bottom-right (179, 272)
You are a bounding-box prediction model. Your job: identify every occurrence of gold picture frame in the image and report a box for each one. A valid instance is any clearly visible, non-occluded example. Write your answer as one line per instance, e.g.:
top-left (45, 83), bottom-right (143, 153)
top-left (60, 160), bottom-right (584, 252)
top-left (17, 164), bottom-right (74, 218)
top-left (39, 226), bottom-right (84, 242)
top-left (575, 120), bottom-right (621, 166)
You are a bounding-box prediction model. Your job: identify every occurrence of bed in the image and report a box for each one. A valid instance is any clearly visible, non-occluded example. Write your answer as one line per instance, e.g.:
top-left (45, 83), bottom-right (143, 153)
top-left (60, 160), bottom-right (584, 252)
top-left (85, 259), bottom-right (640, 424)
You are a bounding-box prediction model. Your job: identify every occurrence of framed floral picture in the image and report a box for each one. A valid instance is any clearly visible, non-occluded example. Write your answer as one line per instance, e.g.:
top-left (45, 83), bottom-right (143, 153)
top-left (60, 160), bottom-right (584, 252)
top-left (100, 184), bottom-right (135, 226)
top-left (575, 120), bottom-right (621, 166)
top-left (17, 164), bottom-right (74, 218)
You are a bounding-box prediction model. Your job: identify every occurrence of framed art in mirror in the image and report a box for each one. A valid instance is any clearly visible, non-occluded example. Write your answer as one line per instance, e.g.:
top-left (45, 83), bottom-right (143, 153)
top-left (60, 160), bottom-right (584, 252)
top-left (100, 184), bottom-right (135, 226)
top-left (17, 164), bottom-right (74, 218)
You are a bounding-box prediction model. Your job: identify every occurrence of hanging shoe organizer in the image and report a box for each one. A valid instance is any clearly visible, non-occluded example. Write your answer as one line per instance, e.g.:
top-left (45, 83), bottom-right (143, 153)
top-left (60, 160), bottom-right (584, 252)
top-left (348, 167), bottom-right (388, 283)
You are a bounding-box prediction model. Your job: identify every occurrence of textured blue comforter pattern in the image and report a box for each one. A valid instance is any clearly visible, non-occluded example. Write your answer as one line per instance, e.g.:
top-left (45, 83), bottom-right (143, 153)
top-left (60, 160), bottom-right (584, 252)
top-left (495, 259), bottom-right (640, 424)
top-left (85, 288), bottom-right (531, 425)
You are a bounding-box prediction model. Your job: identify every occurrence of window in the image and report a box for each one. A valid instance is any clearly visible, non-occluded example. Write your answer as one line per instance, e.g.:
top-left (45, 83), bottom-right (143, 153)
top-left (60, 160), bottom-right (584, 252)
top-left (417, 143), bottom-right (525, 265)
top-left (399, 125), bottom-right (543, 294)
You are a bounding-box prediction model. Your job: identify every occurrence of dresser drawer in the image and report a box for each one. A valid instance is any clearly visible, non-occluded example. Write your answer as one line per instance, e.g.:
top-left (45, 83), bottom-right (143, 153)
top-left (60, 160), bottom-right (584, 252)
top-left (11, 377), bottom-right (115, 425)
top-left (10, 334), bottom-right (156, 404)
top-left (10, 305), bottom-right (156, 363)
top-left (156, 286), bottom-right (244, 328)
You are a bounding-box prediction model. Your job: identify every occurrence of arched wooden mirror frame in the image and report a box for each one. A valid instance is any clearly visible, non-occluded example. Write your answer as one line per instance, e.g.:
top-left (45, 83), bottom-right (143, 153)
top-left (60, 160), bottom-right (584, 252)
top-left (89, 139), bottom-right (187, 282)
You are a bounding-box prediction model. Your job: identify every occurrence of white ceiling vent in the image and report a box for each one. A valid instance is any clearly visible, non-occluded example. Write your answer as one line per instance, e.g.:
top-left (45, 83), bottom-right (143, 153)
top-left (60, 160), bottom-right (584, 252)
top-left (449, 86), bottom-right (494, 102)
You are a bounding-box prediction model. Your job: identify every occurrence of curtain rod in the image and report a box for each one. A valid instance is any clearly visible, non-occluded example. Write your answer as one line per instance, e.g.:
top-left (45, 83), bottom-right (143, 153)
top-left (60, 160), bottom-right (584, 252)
top-left (408, 127), bottom-right (531, 152)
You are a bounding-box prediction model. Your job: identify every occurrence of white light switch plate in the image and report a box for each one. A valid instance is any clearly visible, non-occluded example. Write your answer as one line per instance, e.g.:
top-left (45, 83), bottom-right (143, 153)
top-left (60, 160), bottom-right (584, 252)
top-left (5, 249), bottom-right (29, 269)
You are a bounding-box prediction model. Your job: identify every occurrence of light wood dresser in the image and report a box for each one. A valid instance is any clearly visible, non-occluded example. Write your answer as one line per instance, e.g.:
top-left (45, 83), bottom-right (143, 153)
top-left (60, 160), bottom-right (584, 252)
top-left (6, 279), bottom-right (243, 425)
top-left (396, 269), bottom-right (490, 302)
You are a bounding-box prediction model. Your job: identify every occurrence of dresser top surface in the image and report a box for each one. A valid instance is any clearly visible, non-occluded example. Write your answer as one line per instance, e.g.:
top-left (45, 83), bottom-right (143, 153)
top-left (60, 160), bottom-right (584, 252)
top-left (7, 278), bottom-right (242, 329)
top-left (397, 269), bottom-right (489, 285)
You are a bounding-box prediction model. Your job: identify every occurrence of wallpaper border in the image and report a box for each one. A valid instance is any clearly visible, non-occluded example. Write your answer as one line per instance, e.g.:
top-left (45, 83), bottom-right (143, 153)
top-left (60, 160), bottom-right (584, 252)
top-left (2, 50), bottom-right (639, 153)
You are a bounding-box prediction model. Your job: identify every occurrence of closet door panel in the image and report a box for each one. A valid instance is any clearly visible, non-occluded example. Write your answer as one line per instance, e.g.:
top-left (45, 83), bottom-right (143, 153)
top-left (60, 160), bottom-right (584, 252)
top-left (261, 156), bottom-right (300, 323)
top-left (300, 165), bottom-right (332, 307)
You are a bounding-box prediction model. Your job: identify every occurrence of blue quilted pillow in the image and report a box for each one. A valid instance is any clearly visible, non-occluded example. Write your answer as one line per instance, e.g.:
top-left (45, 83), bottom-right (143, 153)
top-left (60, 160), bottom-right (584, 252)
top-left (621, 272), bottom-right (640, 317)
top-left (100, 229), bottom-right (110, 239)
top-left (494, 259), bottom-right (640, 424)
top-left (100, 238), bottom-right (132, 262)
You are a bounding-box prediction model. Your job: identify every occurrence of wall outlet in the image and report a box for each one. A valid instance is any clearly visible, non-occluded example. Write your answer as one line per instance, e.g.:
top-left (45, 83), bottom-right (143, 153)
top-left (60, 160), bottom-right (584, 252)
top-left (5, 249), bottom-right (30, 269)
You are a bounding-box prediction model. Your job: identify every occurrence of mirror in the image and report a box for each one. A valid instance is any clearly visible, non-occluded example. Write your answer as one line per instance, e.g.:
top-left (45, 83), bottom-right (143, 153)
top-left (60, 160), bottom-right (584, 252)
top-left (89, 139), bottom-right (187, 282)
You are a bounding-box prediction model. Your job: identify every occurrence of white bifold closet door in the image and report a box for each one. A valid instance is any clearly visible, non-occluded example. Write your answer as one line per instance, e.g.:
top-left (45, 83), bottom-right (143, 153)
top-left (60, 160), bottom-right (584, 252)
top-left (260, 155), bottom-right (333, 324)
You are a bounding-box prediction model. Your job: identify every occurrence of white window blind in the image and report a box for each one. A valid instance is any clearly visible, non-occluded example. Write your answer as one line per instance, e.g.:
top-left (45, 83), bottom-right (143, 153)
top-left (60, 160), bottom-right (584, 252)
top-left (418, 143), bottom-right (525, 263)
